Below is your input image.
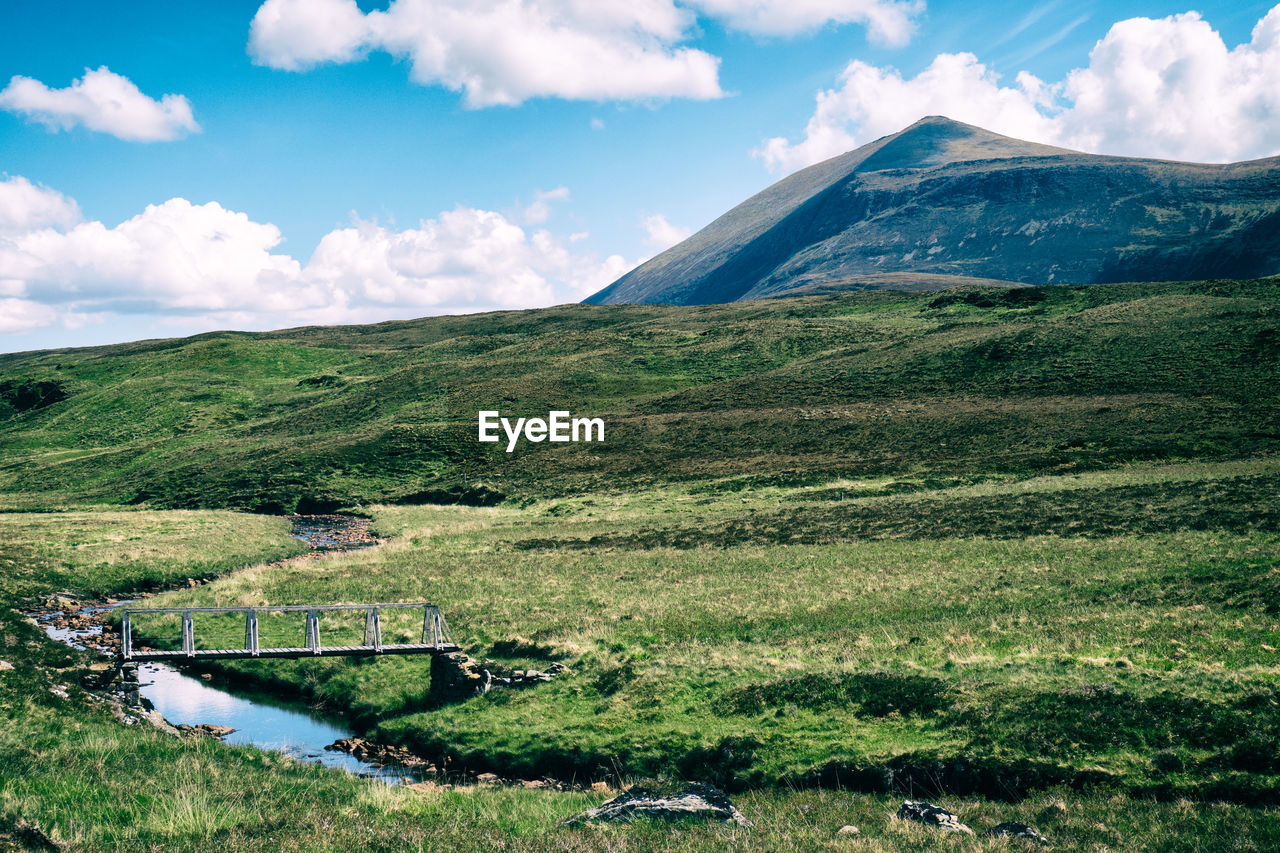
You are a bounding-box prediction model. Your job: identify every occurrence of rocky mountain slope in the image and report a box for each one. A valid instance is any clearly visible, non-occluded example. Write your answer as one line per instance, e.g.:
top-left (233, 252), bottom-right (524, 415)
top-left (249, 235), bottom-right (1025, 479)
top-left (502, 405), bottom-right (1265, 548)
top-left (585, 117), bottom-right (1280, 305)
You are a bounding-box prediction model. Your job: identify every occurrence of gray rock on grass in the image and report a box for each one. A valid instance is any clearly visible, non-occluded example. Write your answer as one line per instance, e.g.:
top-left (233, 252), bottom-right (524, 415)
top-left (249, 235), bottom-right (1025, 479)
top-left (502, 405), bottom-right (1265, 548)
top-left (897, 800), bottom-right (974, 834)
top-left (986, 821), bottom-right (1050, 844)
top-left (565, 783), bottom-right (751, 827)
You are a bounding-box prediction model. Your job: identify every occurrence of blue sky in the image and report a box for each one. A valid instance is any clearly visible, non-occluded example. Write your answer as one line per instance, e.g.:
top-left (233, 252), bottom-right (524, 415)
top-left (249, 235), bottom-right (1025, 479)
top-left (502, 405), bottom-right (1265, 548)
top-left (2, 0), bottom-right (1278, 352)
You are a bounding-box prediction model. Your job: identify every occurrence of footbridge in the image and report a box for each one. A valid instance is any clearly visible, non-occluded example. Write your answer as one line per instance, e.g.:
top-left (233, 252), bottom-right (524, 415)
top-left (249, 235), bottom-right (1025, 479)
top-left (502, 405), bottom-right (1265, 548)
top-left (119, 602), bottom-right (459, 662)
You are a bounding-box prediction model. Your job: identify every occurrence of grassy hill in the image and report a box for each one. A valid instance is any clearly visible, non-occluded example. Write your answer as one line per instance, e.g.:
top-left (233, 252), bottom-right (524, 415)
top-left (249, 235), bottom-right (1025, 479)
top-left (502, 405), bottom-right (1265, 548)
top-left (2, 278), bottom-right (1278, 512)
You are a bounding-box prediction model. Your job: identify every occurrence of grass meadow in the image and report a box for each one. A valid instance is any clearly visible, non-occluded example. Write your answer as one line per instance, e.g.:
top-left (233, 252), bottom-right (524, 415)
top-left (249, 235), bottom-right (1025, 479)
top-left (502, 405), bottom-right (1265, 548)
top-left (1, 280), bottom-right (1278, 849)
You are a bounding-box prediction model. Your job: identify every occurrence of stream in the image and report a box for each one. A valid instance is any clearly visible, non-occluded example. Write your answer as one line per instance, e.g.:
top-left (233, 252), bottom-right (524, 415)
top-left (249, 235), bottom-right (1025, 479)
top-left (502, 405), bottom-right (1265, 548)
top-left (39, 515), bottom-right (429, 784)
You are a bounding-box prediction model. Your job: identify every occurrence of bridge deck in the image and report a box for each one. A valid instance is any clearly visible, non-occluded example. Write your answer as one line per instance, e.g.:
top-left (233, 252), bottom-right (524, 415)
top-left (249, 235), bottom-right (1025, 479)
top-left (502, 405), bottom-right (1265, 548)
top-left (128, 641), bottom-right (460, 661)
top-left (119, 602), bottom-right (458, 663)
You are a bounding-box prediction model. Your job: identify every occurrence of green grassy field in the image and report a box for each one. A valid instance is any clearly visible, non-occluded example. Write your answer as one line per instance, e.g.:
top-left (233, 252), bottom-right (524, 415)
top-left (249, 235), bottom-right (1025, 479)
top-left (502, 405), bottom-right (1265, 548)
top-left (2, 280), bottom-right (1279, 849)
top-left (128, 462), bottom-right (1278, 804)
top-left (3, 505), bottom-right (1279, 851)
top-left (2, 279), bottom-right (1278, 512)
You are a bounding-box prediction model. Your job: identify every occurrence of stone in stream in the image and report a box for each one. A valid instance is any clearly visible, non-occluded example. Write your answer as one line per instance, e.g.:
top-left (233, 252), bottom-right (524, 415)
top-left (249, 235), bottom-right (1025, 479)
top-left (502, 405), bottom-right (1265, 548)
top-left (896, 800), bottom-right (974, 834)
top-left (177, 723), bottom-right (236, 739)
top-left (326, 737), bottom-right (437, 772)
top-left (564, 783), bottom-right (751, 827)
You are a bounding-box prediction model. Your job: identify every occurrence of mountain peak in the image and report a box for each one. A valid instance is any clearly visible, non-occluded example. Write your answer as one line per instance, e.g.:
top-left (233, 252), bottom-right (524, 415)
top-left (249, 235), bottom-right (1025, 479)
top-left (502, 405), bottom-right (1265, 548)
top-left (584, 117), bottom-right (1280, 307)
top-left (856, 116), bottom-right (1073, 172)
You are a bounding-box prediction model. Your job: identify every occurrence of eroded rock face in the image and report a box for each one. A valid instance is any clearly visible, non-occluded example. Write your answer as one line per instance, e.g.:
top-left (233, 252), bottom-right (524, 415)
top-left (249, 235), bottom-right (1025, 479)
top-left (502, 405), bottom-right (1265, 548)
top-left (430, 652), bottom-right (568, 700)
top-left (896, 800), bottom-right (974, 834)
top-left (429, 652), bottom-right (491, 700)
top-left (565, 783), bottom-right (751, 826)
top-left (986, 821), bottom-right (1049, 844)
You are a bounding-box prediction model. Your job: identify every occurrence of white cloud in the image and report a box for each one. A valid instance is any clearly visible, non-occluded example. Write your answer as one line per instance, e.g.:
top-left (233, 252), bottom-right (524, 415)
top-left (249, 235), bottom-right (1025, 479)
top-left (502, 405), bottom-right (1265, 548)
top-left (642, 213), bottom-right (693, 250)
top-left (0, 298), bottom-right (58, 334)
top-left (0, 176), bottom-right (82, 235)
top-left (0, 67), bottom-right (199, 142)
top-left (687, 0), bottom-right (923, 44)
top-left (760, 5), bottom-right (1280, 172)
top-left (249, 0), bottom-right (722, 106)
top-left (245, 0), bottom-right (372, 70)
top-left (522, 186), bottom-right (571, 225)
top-left (247, 0), bottom-right (925, 106)
top-left (0, 176), bottom-right (631, 335)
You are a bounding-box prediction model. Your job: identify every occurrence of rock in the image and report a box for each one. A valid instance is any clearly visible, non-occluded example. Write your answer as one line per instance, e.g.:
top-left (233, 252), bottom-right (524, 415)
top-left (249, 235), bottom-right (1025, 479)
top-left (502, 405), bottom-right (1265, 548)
top-left (0, 660), bottom-right (13, 670)
top-left (177, 723), bottom-right (236, 739)
top-left (143, 710), bottom-right (180, 736)
top-left (325, 737), bottom-right (436, 772)
top-left (590, 781), bottom-right (613, 795)
top-left (836, 824), bottom-right (860, 836)
top-left (406, 780), bottom-right (452, 793)
top-left (986, 821), bottom-right (1049, 844)
top-left (475, 772), bottom-right (501, 784)
top-left (896, 801), bottom-right (973, 835)
top-left (521, 779), bottom-right (554, 789)
top-left (565, 783), bottom-right (751, 827)
top-left (430, 652), bottom-right (492, 700)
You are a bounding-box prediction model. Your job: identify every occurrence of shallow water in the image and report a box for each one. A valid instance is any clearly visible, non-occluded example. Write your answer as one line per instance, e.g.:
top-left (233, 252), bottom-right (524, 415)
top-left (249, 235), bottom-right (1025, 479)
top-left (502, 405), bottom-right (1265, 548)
top-left (40, 514), bottom-right (424, 784)
top-left (288, 514), bottom-right (377, 551)
top-left (137, 662), bottom-right (421, 781)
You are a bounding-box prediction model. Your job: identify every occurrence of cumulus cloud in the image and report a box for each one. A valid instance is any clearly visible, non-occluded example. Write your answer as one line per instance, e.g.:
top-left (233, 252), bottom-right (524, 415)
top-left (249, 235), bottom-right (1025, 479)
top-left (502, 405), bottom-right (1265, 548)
top-left (0, 176), bottom-right (631, 335)
top-left (0, 298), bottom-right (59, 334)
top-left (0, 67), bottom-right (199, 142)
top-left (249, 0), bottom-right (721, 106)
top-left (248, 0), bottom-right (924, 106)
top-left (642, 213), bottom-right (693, 250)
top-left (760, 5), bottom-right (1280, 172)
top-left (0, 176), bottom-right (81, 234)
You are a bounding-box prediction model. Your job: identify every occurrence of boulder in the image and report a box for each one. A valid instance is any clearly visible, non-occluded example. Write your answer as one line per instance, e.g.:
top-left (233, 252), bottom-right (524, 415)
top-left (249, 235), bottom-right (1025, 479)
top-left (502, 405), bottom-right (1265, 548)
top-left (836, 824), bottom-right (860, 836)
top-left (896, 800), bottom-right (973, 834)
top-left (430, 652), bottom-right (491, 700)
top-left (986, 821), bottom-right (1049, 844)
top-left (565, 783), bottom-right (751, 827)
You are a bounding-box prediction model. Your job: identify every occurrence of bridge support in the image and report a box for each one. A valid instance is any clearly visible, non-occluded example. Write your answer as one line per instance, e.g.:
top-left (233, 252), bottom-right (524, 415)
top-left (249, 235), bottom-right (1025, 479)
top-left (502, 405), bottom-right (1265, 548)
top-left (306, 609), bottom-right (320, 654)
top-left (245, 609), bottom-right (259, 657)
top-left (363, 607), bottom-right (382, 651)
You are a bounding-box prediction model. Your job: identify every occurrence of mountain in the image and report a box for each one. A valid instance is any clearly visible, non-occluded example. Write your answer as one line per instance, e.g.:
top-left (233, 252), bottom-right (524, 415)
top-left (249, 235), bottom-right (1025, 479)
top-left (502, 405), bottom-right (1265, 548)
top-left (585, 116), bottom-right (1280, 305)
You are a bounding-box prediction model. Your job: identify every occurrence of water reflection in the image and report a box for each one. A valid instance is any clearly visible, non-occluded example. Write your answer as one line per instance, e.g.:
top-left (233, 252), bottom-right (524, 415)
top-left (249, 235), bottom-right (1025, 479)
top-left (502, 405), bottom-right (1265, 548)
top-left (139, 663), bottom-right (419, 781)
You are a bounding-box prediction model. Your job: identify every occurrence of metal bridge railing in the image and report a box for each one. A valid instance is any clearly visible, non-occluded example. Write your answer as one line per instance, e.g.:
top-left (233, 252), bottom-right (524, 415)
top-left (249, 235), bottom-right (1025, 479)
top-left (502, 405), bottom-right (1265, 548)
top-left (119, 602), bottom-right (456, 662)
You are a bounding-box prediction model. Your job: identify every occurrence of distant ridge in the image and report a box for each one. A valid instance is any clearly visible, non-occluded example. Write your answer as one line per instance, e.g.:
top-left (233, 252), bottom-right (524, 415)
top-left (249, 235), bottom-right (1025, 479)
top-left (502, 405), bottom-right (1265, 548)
top-left (585, 116), bottom-right (1280, 305)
